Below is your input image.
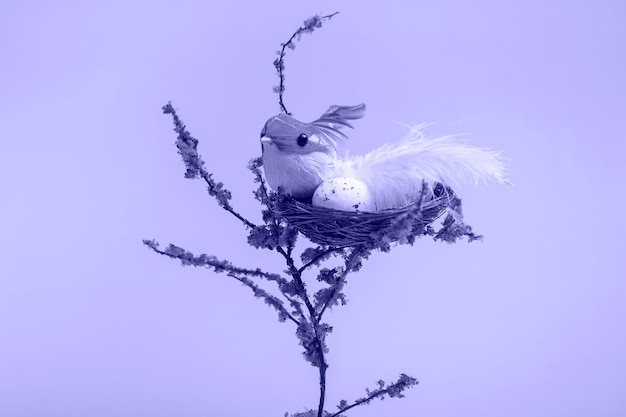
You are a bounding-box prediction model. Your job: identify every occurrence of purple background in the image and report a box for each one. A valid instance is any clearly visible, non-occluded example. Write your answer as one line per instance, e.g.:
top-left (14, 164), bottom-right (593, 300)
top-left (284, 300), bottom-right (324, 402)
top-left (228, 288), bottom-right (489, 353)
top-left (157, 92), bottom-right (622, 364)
top-left (2, 1), bottom-right (625, 416)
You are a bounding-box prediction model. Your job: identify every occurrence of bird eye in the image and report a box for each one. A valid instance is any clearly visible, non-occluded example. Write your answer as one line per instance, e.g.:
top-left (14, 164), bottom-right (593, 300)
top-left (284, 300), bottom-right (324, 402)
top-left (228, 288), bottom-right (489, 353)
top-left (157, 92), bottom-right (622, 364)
top-left (297, 133), bottom-right (308, 147)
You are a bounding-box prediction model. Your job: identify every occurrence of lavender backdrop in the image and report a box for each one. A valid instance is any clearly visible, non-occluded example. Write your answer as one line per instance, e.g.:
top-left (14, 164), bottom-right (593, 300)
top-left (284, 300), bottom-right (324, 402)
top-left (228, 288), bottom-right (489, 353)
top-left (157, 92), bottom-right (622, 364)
top-left (1, 1), bottom-right (625, 416)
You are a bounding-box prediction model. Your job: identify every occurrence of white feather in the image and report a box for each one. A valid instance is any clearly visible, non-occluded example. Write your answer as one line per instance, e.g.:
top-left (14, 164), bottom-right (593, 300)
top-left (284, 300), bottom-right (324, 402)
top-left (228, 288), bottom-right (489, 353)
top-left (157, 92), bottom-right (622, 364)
top-left (330, 124), bottom-right (510, 210)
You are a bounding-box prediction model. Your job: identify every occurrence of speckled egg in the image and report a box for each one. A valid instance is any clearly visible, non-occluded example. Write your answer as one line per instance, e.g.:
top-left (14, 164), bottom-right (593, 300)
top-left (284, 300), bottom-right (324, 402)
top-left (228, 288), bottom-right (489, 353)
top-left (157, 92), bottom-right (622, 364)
top-left (312, 177), bottom-right (376, 212)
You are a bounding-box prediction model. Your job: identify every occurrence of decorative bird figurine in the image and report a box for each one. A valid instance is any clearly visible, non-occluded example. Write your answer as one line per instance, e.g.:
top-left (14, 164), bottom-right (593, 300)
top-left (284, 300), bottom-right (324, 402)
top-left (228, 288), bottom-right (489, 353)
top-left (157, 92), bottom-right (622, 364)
top-left (260, 103), bottom-right (508, 211)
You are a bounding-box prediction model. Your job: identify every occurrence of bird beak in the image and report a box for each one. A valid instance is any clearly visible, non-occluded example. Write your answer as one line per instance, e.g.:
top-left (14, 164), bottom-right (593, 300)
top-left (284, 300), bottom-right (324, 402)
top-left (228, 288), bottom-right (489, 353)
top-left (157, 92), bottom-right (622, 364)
top-left (260, 136), bottom-right (273, 145)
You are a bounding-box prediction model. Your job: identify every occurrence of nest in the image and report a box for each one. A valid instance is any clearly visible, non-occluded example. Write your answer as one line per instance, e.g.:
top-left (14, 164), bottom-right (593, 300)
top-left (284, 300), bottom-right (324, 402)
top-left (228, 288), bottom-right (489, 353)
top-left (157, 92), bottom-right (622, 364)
top-left (275, 183), bottom-right (455, 246)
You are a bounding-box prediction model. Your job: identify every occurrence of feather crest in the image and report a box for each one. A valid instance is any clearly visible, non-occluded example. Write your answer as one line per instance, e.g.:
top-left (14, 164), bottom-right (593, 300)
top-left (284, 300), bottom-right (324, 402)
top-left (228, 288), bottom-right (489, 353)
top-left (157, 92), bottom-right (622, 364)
top-left (309, 103), bottom-right (366, 149)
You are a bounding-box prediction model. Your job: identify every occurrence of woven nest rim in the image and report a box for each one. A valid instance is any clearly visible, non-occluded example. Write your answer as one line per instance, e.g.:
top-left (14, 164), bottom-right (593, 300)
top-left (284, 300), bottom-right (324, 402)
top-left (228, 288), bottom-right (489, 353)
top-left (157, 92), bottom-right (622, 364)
top-left (275, 183), bottom-right (455, 246)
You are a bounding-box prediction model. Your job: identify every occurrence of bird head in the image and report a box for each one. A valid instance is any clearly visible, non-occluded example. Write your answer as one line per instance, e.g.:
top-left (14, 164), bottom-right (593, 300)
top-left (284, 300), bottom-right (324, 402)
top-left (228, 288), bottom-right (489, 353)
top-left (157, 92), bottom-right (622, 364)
top-left (260, 113), bottom-right (333, 156)
top-left (260, 103), bottom-right (366, 156)
top-left (259, 103), bottom-right (366, 199)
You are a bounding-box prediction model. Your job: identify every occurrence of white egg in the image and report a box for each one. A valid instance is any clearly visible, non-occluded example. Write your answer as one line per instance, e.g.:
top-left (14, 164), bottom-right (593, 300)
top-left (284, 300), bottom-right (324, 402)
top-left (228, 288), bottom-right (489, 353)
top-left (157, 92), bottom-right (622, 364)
top-left (312, 177), bottom-right (376, 212)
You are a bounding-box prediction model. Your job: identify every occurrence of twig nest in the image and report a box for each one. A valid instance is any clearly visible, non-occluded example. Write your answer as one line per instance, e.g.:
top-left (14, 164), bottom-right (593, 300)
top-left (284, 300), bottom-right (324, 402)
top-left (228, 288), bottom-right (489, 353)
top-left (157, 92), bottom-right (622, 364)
top-left (312, 177), bottom-right (376, 212)
top-left (276, 183), bottom-right (455, 247)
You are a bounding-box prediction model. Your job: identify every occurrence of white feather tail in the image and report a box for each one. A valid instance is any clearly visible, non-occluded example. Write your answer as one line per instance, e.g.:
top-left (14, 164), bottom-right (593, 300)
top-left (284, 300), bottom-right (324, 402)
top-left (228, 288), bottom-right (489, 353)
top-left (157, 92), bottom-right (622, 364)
top-left (333, 125), bottom-right (509, 210)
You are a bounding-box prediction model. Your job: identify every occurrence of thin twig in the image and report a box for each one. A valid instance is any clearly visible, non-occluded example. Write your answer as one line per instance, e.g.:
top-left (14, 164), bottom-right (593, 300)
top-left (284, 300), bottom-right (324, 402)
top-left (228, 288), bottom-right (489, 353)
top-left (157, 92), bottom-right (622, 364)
top-left (298, 246), bottom-right (348, 274)
top-left (163, 102), bottom-right (257, 230)
top-left (200, 171), bottom-right (257, 229)
top-left (273, 12), bottom-right (339, 115)
top-left (144, 240), bottom-right (300, 325)
top-left (329, 375), bottom-right (419, 417)
top-left (315, 270), bottom-right (348, 323)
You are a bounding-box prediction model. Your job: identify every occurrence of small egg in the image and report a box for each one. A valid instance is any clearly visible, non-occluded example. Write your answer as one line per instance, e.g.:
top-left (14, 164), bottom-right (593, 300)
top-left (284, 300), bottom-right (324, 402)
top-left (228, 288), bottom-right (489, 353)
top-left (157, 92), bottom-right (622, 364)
top-left (312, 177), bottom-right (376, 212)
